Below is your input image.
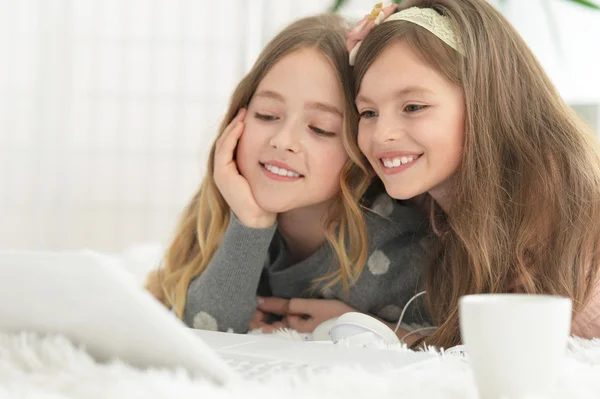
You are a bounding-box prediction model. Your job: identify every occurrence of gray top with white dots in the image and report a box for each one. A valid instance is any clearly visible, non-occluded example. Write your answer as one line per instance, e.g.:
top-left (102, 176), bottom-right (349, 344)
top-left (183, 193), bottom-right (432, 334)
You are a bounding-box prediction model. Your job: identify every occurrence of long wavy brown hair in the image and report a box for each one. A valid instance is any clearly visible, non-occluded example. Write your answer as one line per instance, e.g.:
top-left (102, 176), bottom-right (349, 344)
top-left (353, 0), bottom-right (600, 347)
top-left (146, 14), bottom-right (371, 318)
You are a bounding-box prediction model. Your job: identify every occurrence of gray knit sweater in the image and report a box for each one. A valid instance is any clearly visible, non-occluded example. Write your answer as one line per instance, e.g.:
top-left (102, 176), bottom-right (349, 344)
top-left (182, 193), bottom-right (431, 333)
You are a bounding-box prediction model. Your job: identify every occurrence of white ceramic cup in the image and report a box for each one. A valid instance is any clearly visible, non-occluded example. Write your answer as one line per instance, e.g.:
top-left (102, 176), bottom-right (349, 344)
top-left (459, 294), bottom-right (572, 399)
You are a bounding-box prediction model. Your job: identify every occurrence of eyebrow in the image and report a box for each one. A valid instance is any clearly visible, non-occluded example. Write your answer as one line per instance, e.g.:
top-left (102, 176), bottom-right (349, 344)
top-left (356, 86), bottom-right (435, 104)
top-left (253, 90), bottom-right (285, 102)
top-left (306, 101), bottom-right (343, 117)
top-left (254, 90), bottom-right (343, 117)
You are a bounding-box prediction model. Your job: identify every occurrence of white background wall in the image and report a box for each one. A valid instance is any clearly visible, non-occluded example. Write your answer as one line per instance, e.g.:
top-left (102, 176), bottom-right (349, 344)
top-left (1, 0), bottom-right (599, 253)
top-left (492, 0), bottom-right (600, 105)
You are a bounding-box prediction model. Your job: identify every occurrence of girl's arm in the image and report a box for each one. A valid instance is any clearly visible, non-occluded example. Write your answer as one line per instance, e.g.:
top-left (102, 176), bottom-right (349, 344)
top-left (182, 212), bottom-right (276, 333)
top-left (182, 108), bottom-right (277, 333)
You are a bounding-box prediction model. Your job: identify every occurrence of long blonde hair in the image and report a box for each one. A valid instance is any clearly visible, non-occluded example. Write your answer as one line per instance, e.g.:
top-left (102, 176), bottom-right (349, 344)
top-left (147, 14), bottom-right (371, 318)
top-left (353, 0), bottom-right (600, 347)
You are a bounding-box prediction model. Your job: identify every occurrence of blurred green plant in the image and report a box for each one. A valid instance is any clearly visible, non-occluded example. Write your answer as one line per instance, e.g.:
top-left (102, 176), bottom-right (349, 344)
top-left (564, 0), bottom-right (600, 8)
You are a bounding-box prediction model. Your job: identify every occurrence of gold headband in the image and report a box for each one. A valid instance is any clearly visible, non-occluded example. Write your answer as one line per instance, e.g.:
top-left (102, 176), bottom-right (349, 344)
top-left (383, 7), bottom-right (463, 54)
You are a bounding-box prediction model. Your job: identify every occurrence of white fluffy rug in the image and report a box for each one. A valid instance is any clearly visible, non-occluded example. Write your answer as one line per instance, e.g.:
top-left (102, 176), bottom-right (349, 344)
top-left (0, 332), bottom-right (599, 399)
top-left (2, 248), bottom-right (600, 398)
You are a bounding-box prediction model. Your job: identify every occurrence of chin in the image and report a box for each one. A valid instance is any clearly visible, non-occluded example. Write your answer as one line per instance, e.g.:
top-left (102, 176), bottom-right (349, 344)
top-left (253, 195), bottom-right (295, 214)
top-left (258, 203), bottom-right (290, 214)
top-left (383, 182), bottom-right (423, 201)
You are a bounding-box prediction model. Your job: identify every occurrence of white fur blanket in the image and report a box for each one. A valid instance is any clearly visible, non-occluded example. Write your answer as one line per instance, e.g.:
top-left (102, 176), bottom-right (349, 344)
top-left (0, 332), bottom-right (599, 398)
top-left (1, 247), bottom-right (600, 398)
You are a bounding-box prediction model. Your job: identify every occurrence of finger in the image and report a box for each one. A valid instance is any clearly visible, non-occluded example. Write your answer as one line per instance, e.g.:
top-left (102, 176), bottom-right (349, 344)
top-left (250, 310), bottom-right (265, 324)
top-left (287, 298), bottom-right (317, 315)
top-left (214, 122), bottom-right (243, 170)
top-left (214, 110), bottom-right (245, 157)
top-left (214, 109), bottom-right (246, 167)
top-left (215, 108), bottom-right (246, 148)
top-left (248, 309), bottom-right (268, 330)
top-left (257, 297), bottom-right (290, 316)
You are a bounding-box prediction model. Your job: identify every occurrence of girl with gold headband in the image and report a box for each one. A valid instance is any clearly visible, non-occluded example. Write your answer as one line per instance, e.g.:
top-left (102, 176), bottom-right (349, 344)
top-left (349, 0), bottom-right (600, 348)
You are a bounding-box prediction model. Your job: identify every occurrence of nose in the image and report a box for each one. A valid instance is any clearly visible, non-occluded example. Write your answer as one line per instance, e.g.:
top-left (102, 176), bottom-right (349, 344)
top-left (373, 113), bottom-right (403, 144)
top-left (269, 121), bottom-right (301, 153)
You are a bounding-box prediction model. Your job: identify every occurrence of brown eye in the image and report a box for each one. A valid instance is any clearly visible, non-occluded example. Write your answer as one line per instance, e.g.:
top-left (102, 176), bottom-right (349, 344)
top-left (254, 112), bottom-right (278, 121)
top-left (359, 110), bottom-right (378, 119)
top-left (309, 125), bottom-right (335, 137)
top-left (404, 104), bottom-right (427, 113)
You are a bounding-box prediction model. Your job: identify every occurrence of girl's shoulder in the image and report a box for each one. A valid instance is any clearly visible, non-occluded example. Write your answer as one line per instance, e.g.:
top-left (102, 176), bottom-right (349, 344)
top-left (364, 192), bottom-right (430, 237)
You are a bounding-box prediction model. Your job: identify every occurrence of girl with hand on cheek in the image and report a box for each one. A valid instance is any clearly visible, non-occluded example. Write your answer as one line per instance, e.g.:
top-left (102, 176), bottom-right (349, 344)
top-left (145, 14), bottom-right (431, 345)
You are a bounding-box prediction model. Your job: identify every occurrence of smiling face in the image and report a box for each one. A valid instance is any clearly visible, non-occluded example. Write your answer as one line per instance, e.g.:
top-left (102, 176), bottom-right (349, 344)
top-left (356, 40), bottom-right (465, 206)
top-left (236, 47), bottom-right (349, 214)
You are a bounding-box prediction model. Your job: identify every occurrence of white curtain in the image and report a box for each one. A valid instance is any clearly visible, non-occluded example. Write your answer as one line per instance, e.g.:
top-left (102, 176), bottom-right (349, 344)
top-left (0, 0), bottom-right (357, 252)
top-left (1, 0), bottom-right (597, 252)
top-left (0, 0), bottom-right (326, 252)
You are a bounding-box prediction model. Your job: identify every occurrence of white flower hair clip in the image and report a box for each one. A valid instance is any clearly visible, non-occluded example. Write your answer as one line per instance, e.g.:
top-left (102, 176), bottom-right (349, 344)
top-left (346, 2), bottom-right (398, 66)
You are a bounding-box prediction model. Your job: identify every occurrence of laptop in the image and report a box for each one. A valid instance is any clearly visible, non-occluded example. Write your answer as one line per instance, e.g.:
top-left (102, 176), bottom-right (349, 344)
top-left (0, 250), bottom-right (435, 384)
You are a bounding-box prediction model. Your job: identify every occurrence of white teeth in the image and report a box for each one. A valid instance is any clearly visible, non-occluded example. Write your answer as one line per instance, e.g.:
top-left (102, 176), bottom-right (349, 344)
top-left (381, 156), bottom-right (417, 169)
top-left (263, 163), bottom-right (300, 178)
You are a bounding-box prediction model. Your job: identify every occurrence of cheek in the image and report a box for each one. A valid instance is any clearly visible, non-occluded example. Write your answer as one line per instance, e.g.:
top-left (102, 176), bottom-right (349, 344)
top-left (424, 112), bottom-right (465, 174)
top-left (357, 128), bottom-right (379, 171)
top-left (357, 128), bottom-right (370, 155)
top-left (331, 150), bottom-right (349, 184)
top-left (312, 143), bottom-right (348, 186)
